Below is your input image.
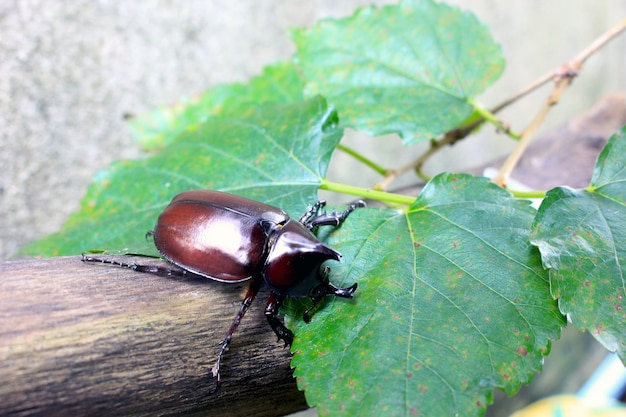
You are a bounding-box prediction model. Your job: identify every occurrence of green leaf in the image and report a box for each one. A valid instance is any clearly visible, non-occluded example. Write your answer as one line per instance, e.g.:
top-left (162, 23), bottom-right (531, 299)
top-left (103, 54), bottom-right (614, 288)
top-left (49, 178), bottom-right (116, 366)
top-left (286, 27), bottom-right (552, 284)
top-left (531, 126), bottom-right (626, 361)
top-left (290, 173), bottom-right (564, 417)
top-left (128, 61), bottom-right (305, 151)
top-left (21, 96), bottom-right (339, 257)
top-left (293, 0), bottom-right (504, 144)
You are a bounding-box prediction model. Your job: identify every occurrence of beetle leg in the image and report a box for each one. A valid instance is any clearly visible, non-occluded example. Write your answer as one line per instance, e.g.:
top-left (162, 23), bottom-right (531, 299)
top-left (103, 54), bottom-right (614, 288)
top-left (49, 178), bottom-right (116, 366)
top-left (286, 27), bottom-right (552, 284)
top-left (211, 279), bottom-right (262, 393)
top-left (298, 200), bottom-right (327, 225)
top-left (81, 253), bottom-right (188, 277)
top-left (303, 267), bottom-right (358, 323)
top-left (302, 200), bottom-right (366, 231)
top-left (264, 292), bottom-right (294, 346)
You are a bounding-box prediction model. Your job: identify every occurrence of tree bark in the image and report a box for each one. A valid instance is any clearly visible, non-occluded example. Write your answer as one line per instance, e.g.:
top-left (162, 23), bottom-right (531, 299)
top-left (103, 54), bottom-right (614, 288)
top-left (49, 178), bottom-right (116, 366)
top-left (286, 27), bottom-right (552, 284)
top-left (0, 256), bottom-right (308, 416)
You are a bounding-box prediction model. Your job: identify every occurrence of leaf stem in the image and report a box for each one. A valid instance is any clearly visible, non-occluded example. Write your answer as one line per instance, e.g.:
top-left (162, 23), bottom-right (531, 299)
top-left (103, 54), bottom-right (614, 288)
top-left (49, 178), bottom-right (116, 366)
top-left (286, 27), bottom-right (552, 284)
top-left (506, 188), bottom-right (546, 199)
top-left (374, 137), bottom-right (447, 191)
top-left (321, 180), bottom-right (415, 206)
top-left (467, 99), bottom-right (521, 140)
top-left (337, 144), bottom-right (388, 176)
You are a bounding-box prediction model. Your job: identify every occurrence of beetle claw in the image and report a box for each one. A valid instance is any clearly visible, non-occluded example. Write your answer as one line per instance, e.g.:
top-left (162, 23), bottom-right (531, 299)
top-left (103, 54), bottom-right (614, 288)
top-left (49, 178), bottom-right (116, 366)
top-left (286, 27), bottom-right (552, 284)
top-left (304, 280), bottom-right (358, 322)
top-left (273, 327), bottom-right (294, 346)
top-left (301, 199), bottom-right (366, 230)
top-left (277, 337), bottom-right (292, 347)
top-left (209, 342), bottom-right (229, 394)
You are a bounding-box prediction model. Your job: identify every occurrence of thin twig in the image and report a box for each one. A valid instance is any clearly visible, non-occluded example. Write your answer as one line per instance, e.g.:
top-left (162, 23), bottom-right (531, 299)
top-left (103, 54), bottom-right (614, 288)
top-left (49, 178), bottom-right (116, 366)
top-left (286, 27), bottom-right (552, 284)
top-left (490, 72), bottom-right (554, 115)
top-left (375, 134), bottom-right (457, 191)
top-left (493, 18), bottom-right (626, 187)
top-left (489, 19), bottom-right (626, 123)
top-left (372, 18), bottom-right (626, 192)
top-left (419, 18), bottom-right (626, 187)
top-left (493, 78), bottom-right (573, 187)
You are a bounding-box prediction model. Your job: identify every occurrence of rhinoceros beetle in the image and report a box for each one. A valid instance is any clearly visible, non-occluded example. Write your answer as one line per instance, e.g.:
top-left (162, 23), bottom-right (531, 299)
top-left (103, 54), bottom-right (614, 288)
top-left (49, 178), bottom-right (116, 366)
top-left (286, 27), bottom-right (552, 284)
top-left (82, 190), bottom-right (364, 391)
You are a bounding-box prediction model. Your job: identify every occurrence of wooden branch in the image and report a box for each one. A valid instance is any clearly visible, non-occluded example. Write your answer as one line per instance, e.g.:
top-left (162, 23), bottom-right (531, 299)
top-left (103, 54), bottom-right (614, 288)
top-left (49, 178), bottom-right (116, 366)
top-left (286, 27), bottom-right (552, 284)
top-left (0, 256), bottom-right (308, 416)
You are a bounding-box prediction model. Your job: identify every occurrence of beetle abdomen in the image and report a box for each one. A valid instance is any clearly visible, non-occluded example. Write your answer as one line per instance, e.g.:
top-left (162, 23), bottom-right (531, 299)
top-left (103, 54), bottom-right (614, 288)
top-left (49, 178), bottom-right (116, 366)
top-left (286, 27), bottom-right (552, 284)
top-left (153, 196), bottom-right (268, 282)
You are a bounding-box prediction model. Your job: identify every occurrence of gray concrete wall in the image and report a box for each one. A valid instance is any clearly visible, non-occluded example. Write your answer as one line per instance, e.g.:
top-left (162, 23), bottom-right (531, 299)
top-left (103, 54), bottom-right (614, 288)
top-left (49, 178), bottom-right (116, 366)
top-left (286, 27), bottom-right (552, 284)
top-left (2, 1), bottom-right (625, 259)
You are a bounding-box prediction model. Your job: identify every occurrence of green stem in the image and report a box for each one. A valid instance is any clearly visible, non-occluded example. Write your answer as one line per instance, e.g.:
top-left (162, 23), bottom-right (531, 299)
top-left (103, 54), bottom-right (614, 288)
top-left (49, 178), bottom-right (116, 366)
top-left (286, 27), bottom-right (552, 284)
top-left (468, 98), bottom-right (522, 140)
top-left (506, 188), bottom-right (546, 199)
top-left (321, 180), bottom-right (415, 206)
top-left (337, 144), bottom-right (388, 176)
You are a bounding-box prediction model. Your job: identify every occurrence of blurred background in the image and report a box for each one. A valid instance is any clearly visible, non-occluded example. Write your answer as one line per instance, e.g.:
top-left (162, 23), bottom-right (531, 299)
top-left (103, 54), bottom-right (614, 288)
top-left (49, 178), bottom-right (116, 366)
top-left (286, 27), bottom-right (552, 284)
top-left (2, 0), bottom-right (626, 260)
top-left (1, 1), bottom-right (626, 415)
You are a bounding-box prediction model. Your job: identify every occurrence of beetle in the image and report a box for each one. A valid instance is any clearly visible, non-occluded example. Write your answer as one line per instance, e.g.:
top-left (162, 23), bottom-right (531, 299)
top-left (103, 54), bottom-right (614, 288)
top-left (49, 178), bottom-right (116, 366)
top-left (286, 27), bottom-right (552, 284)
top-left (82, 190), bottom-right (365, 391)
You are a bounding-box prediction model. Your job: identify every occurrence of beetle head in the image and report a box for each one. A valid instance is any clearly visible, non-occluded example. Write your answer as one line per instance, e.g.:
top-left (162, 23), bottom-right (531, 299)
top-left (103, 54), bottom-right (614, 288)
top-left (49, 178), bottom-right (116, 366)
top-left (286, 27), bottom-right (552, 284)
top-left (264, 220), bottom-right (358, 323)
top-left (263, 220), bottom-right (341, 298)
